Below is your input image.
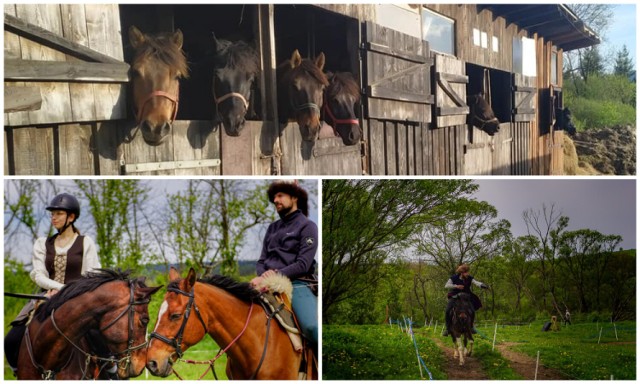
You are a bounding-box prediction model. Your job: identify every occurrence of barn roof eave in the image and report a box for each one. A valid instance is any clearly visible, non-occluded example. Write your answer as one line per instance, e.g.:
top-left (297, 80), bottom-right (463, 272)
top-left (478, 4), bottom-right (601, 51)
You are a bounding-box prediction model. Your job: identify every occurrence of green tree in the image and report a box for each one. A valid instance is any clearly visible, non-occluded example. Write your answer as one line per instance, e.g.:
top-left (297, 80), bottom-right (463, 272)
top-left (580, 46), bottom-right (605, 81)
top-left (613, 45), bottom-right (634, 78)
top-left (75, 180), bottom-right (150, 272)
top-left (322, 179), bottom-right (476, 321)
top-left (502, 235), bottom-right (537, 313)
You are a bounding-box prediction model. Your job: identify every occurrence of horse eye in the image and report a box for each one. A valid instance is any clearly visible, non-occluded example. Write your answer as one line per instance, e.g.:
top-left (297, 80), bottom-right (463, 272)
top-left (170, 313), bottom-right (182, 321)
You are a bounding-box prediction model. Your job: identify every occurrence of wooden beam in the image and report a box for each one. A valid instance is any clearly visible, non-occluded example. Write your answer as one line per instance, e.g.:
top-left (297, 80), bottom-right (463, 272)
top-left (4, 13), bottom-right (123, 64)
top-left (4, 86), bottom-right (42, 112)
top-left (5, 59), bottom-right (130, 83)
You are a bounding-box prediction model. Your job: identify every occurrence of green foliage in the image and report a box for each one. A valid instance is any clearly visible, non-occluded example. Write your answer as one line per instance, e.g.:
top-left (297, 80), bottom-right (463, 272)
top-left (613, 45), bottom-right (634, 78)
top-left (3, 258), bottom-right (37, 333)
top-left (323, 325), bottom-right (446, 380)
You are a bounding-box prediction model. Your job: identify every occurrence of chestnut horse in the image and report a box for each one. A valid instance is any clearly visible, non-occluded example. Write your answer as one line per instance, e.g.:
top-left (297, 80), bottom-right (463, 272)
top-left (211, 35), bottom-right (260, 136)
top-left (147, 268), bottom-right (305, 380)
top-left (277, 50), bottom-right (329, 142)
top-left (129, 26), bottom-right (189, 145)
top-left (323, 71), bottom-right (361, 146)
top-left (17, 269), bottom-right (161, 379)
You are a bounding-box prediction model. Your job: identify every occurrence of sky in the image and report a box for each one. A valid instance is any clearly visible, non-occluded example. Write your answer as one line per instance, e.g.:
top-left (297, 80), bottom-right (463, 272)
top-left (604, 4), bottom-right (636, 70)
top-left (474, 179), bottom-right (636, 250)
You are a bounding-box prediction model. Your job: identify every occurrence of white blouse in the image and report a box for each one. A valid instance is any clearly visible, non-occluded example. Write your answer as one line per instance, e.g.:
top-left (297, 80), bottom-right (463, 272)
top-left (30, 234), bottom-right (101, 291)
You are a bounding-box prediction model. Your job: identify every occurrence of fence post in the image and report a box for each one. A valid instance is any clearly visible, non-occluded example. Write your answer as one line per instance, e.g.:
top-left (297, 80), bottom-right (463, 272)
top-left (614, 323), bottom-right (618, 341)
top-left (433, 320), bottom-right (438, 335)
top-left (534, 350), bottom-right (540, 380)
top-left (492, 322), bottom-right (498, 351)
top-left (598, 327), bottom-right (603, 344)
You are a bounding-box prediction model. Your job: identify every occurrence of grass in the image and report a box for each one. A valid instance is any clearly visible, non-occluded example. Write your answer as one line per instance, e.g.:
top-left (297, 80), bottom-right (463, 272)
top-left (323, 324), bottom-right (446, 380)
top-left (471, 340), bottom-right (523, 380)
top-left (477, 320), bottom-right (636, 380)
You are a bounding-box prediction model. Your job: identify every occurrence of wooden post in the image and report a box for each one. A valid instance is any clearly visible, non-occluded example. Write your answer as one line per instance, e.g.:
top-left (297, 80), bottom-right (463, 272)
top-left (614, 323), bottom-right (618, 341)
top-left (598, 327), bottom-right (603, 344)
top-left (433, 320), bottom-right (438, 335)
top-left (534, 350), bottom-right (540, 380)
top-left (492, 322), bottom-right (498, 351)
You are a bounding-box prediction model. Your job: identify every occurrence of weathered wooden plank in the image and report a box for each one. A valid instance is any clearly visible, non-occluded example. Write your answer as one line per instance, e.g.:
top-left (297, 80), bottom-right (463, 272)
top-left (4, 85), bottom-right (42, 112)
top-left (434, 54), bottom-right (468, 127)
top-left (397, 122), bottom-right (407, 175)
top-left (384, 121), bottom-right (397, 175)
top-left (4, 12), bottom-right (122, 63)
top-left (58, 123), bottom-right (95, 175)
top-left (5, 59), bottom-right (130, 82)
top-left (368, 119), bottom-right (385, 175)
top-left (512, 74), bottom-right (536, 122)
top-left (221, 122), bottom-right (253, 175)
top-left (407, 124), bottom-right (415, 175)
top-left (95, 120), bottom-right (123, 175)
top-left (167, 121), bottom-right (221, 176)
top-left (120, 124), bottom-right (176, 176)
top-left (12, 126), bottom-right (55, 174)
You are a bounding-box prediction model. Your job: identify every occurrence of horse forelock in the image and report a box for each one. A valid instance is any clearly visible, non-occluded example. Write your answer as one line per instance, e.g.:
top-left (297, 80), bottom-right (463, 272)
top-left (327, 72), bottom-right (360, 101)
top-left (298, 59), bottom-right (329, 86)
top-left (215, 40), bottom-right (259, 76)
top-left (36, 269), bottom-right (131, 322)
top-left (199, 275), bottom-right (260, 302)
top-left (133, 34), bottom-right (189, 79)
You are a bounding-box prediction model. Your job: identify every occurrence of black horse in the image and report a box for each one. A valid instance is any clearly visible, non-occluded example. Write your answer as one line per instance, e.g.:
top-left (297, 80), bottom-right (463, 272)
top-left (555, 107), bottom-right (577, 135)
top-left (467, 94), bottom-right (500, 136)
top-left (448, 293), bottom-right (475, 365)
top-left (211, 35), bottom-right (260, 136)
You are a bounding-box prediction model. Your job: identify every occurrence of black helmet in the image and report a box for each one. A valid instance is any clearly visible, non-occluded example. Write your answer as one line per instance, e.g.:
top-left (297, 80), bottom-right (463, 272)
top-left (267, 180), bottom-right (309, 217)
top-left (46, 193), bottom-right (80, 219)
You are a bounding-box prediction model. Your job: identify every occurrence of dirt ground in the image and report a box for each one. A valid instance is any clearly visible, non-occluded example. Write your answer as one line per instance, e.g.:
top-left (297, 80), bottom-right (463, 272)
top-left (433, 338), bottom-right (569, 380)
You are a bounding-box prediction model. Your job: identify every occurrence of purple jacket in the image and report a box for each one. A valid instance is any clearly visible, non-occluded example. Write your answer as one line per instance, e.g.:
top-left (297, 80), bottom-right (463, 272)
top-left (256, 209), bottom-right (317, 280)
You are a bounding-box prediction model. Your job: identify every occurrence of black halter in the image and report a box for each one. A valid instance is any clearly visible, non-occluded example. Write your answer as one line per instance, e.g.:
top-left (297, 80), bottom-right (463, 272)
top-left (149, 286), bottom-right (208, 359)
top-left (25, 279), bottom-right (150, 380)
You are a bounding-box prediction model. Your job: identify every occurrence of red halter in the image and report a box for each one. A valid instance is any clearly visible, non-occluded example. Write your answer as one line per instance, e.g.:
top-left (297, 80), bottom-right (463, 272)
top-left (322, 102), bottom-right (359, 136)
top-left (135, 88), bottom-right (179, 124)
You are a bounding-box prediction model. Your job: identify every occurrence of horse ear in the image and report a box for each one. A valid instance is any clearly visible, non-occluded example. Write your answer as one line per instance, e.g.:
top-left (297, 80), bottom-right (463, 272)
top-left (173, 29), bottom-right (184, 49)
top-left (169, 267), bottom-right (180, 281)
top-left (315, 52), bottom-right (326, 71)
top-left (185, 268), bottom-right (197, 291)
top-left (212, 32), bottom-right (219, 51)
top-left (129, 25), bottom-right (145, 49)
top-left (291, 49), bottom-right (302, 68)
top-left (139, 285), bottom-right (163, 299)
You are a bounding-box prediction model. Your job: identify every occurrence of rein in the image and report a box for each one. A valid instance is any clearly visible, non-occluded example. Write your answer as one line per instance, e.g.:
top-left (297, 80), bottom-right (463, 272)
top-left (135, 89), bottom-right (180, 124)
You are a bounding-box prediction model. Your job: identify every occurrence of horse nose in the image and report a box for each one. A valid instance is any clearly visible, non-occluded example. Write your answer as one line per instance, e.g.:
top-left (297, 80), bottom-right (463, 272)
top-left (147, 359), bottom-right (158, 373)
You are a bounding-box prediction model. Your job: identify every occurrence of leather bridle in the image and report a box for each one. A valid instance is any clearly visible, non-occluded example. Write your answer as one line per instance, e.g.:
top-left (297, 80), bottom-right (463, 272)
top-left (322, 101), bottom-right (359, 136)
top-left (149, 286), bottom-right (208, 359)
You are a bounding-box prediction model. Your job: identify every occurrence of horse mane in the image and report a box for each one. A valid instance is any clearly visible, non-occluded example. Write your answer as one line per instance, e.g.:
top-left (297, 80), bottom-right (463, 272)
top-left (132, 32), bottom-right (189, 79)
top-left (214, 39), bottom-right (259, 75)
top-left (326, 71), bottom-right (360, 101)
top-left (279, 57), bottom-right (329, 87)
top-left (197, 274), bottom-right (260, 303)
top-left (36, 269), bottom-right (131, 322)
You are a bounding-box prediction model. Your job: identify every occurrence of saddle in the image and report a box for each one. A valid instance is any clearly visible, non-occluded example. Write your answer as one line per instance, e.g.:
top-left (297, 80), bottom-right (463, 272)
top-left (253, 274), bottom-right (303, 352)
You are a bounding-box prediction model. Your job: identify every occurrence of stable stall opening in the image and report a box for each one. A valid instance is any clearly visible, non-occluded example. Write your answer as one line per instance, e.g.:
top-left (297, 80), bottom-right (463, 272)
top-left (119, 4), bottom-right (258, 121)
top-left (465, 63), bottom-right (511, 123)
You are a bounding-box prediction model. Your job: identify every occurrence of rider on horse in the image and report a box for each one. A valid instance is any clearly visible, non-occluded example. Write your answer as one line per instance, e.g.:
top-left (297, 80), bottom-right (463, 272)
top-left (4, 193), bottom-right (102, 376)
top-left (250, 180), bottom-right (318, 353)
top-left (443, 263), bottom-right (489, 337)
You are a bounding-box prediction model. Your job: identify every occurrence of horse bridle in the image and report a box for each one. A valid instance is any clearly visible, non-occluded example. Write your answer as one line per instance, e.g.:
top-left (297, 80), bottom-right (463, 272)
top-left (322, 99), bottom-right (359, 137)
top-left (149, 286), bottom-right (208, 359)
top-left (25, 280), bottom-right (151, 379)
top-left (135, 88), bottom-right (180, 125)
top-left (215, 92), bottom-right (249, 113)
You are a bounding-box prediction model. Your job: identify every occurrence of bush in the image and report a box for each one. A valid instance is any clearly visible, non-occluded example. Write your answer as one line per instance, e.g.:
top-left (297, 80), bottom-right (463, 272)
top-left (567, 98), bottom-right (636, 130)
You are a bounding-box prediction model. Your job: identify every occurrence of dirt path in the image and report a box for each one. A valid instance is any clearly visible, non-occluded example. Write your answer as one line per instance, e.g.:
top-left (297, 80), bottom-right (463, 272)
top-left (494, 342), bottom-right (569, 380)
top-left (433, 337), bottom-right (489, 380)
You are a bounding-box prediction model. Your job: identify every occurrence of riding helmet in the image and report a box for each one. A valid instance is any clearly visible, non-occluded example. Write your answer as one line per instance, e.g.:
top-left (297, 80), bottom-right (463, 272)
top-left (267, 180), bottom-right (309, 217)
top-left (46, 193), bottom-right (81, 219)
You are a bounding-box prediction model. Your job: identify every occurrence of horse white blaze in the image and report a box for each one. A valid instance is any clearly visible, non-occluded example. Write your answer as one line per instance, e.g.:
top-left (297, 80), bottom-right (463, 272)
top-left (150, 300), bottom-right (169, 347)
top-left (457, 339), bottom-right (465, 365)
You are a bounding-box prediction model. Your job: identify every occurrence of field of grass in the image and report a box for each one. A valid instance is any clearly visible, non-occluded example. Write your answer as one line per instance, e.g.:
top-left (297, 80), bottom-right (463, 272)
top-left (323, 324), bottom-right (446, 380)
top-left (323, 321), bottom-right (636, 380)
top-left (482, 320), bottom-right (636, 380)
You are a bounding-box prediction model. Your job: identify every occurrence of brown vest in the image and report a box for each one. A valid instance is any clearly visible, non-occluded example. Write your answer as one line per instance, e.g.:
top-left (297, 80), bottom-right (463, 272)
top-left (44, 235), bottom-right (85, 284)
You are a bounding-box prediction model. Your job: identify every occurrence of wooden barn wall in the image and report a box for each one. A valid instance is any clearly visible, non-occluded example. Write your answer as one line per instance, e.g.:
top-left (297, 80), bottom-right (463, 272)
top-left (5, 120), bottom-right (224, 176)
top-left (4, 4), bottom-right (126, 127)
top-left (511, 122), bottom-right (532, 175)
top-left (364, 119), bottom-right (464, 175)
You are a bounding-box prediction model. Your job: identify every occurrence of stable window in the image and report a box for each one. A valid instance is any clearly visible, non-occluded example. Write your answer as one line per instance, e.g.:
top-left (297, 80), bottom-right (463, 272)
top-left (422, 8), bottom-right (454, 55)
top-left (513, 36), bottom-right (537, 77)
top-left (551, 51), bottom-right (558, 85)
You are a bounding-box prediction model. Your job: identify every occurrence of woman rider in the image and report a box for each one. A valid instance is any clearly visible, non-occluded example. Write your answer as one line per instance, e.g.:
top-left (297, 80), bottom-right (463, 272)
top-left (443, 263), bottom-right (489, 336)
top-left (4, 193), bottom-right (101, 375)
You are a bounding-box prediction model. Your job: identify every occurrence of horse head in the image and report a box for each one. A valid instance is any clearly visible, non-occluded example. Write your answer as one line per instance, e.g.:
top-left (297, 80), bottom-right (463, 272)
top-left (278, 50), bottom-right (329, 142)
top-left (556, 107), bottom-right (577, 136)
top-left (212, 34), bottom-right (259, 136)
top-left (147, 268), bottom-right (205, 377)
top-left (129, 26), bottom-right (188, 145)
top-left (98, 277), bottom-right (162, 378)
top-left (467, 94), bottom-right (500, 136)
top-left (324, 72), bottom-right (361, 146)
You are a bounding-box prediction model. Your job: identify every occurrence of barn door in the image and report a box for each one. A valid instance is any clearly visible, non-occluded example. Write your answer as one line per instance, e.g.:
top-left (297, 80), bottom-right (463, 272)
top-left (361, 21), bottom-right (433, 175)
top-left (512, 74), bottom-right (536, 122)
top-left (434, 54), bottom-right (468, 127)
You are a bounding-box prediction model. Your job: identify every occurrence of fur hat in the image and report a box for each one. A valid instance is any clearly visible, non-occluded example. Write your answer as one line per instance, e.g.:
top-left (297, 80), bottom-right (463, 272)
top-left (267, 180), bottom-right (309, 217)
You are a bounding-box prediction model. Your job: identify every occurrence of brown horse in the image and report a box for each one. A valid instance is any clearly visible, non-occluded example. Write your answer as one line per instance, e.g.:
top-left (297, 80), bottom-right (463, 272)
top-left (277, 50), bottom-right (329, 142)
top-left (323, 71), bottom-right (361, 146)
top-left (146, 268), bottom-right (305, 380)
top-left (448, 293), bottom-right (475, 366)
top-left (17, 269), bottom-right (161, 379)
top-left (129, 26), bottom-right (189, 145)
